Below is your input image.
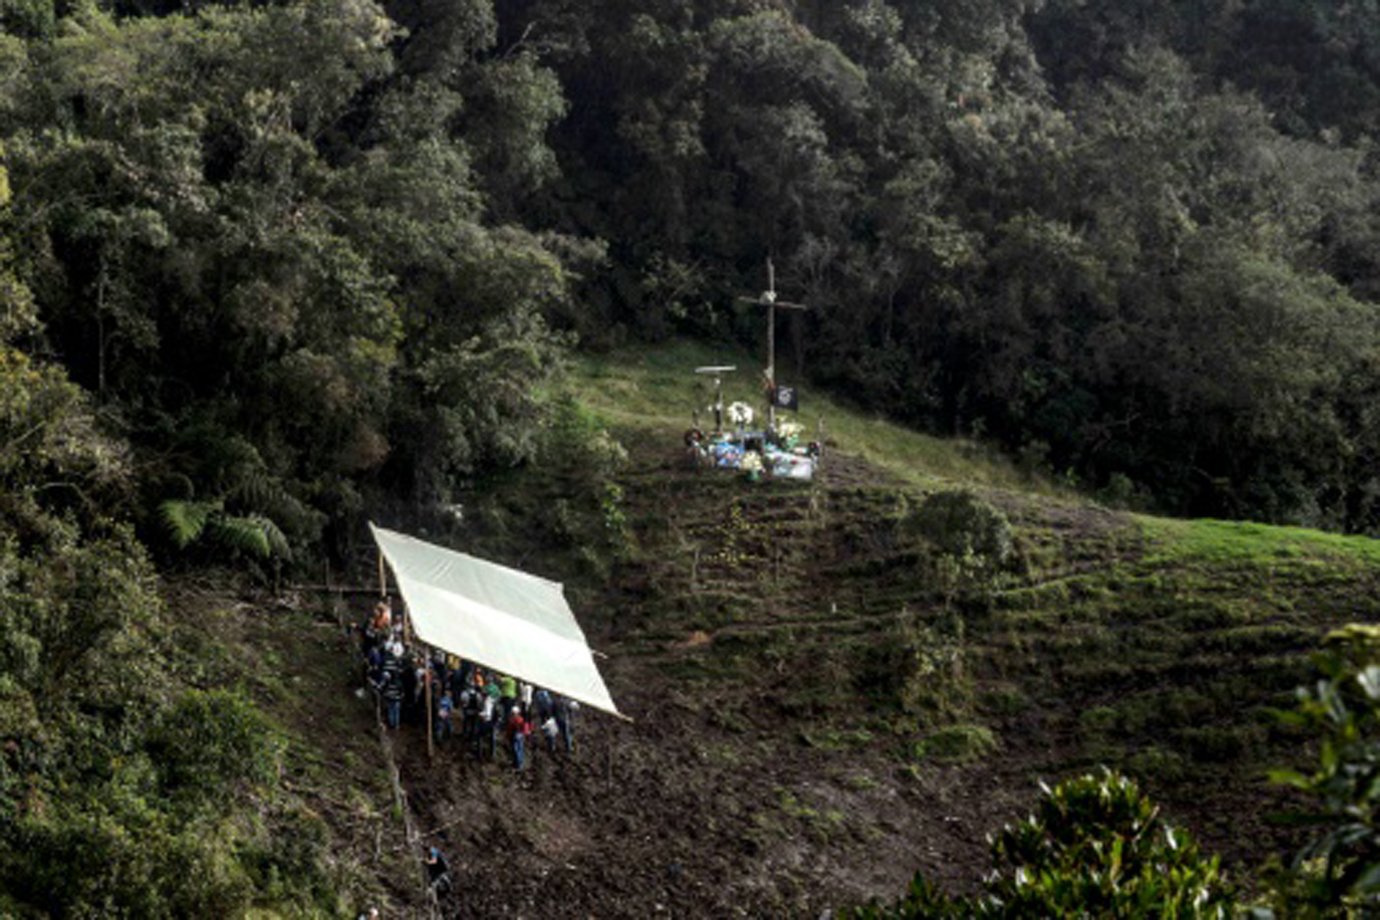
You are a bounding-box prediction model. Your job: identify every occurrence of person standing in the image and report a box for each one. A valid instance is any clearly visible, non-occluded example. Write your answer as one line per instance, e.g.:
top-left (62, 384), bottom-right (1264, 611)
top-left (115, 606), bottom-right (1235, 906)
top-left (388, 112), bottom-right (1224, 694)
top-left (365, 643), bottom-right (384, 688)
top-left (533, 687), bottom-right (553, 724)
top-left (424, 845), bottom-right (452, 896)
top-left (381, 658), bottom-right (403, 729)
top-left (370, 601), bottom-right (392, 638)
top-left (459, 684), bottom-right (479, 749)
top-left (506, 706), bottom-right (528, 771)
top-left (431, 654), bottom-right (449, 698)
top-left (555, 695), bottom-right (580, 753)
top-left (434, 687), bottom-right (453, 743)
top-left (477, 691), bottom-right (497, 760)
top-left (449, 661), bottom-right (469, 705)
top-left (498, 673), bottom-right (517, 719)
top-left (405, 655), bottom-right (426, 725)
top-left (541, 714), bottom-right (560, 755)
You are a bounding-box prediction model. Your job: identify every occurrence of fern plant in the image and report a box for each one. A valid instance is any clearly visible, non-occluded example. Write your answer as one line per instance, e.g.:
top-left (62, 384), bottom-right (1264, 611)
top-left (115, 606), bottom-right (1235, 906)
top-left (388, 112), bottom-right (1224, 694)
top-left (158, 499), bottom-right (291, 561)
top-left (159, 499), bottom-right (218, 550)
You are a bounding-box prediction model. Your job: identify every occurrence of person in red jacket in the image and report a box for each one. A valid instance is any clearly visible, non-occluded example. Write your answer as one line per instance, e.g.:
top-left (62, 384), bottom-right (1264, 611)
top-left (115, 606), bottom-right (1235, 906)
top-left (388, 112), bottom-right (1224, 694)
top-left (506, 706), bottom-right (529, 772)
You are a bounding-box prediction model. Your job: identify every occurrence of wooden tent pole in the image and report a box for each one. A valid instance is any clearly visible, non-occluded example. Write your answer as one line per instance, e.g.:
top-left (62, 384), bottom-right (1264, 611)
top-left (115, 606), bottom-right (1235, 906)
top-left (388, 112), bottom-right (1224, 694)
top-left (425, 646), bottom-right (434, 761)
top-left (767, 282), bottom-right (777, 429)
top-left (377, 550), bottom-right (387, 598)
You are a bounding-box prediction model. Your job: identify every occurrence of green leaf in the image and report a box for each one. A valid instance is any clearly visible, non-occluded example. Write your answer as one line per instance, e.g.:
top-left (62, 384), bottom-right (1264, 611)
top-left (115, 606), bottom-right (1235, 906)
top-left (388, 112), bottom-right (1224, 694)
top-left (249, 514), bottom-right (292, 561)
top-left (205, 515), bottom-right (271, 559)
top-left (157, 499), bottom-right (218, 549)
top-left (1267, 769), bottom-right (1312, 790)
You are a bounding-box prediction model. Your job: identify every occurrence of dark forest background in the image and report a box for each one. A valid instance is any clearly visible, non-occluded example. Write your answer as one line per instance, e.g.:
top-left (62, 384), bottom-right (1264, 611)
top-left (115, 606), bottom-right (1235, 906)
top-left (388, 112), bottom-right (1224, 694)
top-left (8, 0), bottom-right (1380, 545)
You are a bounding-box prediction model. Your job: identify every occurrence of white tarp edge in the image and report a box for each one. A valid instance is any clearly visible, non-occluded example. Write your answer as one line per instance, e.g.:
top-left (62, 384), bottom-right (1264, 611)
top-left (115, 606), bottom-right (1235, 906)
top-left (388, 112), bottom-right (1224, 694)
top-left (370, 524), bottom-right (621, 717)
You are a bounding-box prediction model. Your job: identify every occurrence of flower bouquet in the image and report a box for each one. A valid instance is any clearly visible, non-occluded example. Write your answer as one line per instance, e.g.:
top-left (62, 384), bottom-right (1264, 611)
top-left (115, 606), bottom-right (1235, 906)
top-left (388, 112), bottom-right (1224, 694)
top-left (741, 450), bottom-right (763, 482)
top-left (727, 401), bottom-right (754, 429)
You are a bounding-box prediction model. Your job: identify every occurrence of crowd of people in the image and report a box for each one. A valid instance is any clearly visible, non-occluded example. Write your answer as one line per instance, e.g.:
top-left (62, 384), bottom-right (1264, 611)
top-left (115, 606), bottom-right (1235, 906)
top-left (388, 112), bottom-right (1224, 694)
top-left (358, 600), bottom-right (581, 772)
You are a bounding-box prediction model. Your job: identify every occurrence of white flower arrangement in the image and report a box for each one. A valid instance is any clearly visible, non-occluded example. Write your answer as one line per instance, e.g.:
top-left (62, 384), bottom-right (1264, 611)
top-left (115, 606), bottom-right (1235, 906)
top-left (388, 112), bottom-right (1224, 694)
top-left (727, 401), bottom-right (754, 427)
top-left (741, 451), bottom-right (763, 473)
top-left (777, 420), bottom-right (803, 439)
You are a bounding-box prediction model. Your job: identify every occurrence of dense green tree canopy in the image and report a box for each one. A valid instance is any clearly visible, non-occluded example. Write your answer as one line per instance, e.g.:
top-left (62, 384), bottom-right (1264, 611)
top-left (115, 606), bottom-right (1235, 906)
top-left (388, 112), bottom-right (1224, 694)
top-left (497, 0), bottom-right (1380, 533)
top-left (0, 0), bottom-right (1378, 545)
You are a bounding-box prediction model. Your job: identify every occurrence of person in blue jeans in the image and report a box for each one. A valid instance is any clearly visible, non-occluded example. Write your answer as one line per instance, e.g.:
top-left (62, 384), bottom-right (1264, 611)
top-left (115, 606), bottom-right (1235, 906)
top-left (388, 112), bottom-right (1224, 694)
top-left (434, 690), bottom-right (453, 742)
top-left (378, 655), bottom-right (403, 729)
top-left (506, 706), bottom-right (528, 771)
top-left (384, 673), bottom-right (403, 729)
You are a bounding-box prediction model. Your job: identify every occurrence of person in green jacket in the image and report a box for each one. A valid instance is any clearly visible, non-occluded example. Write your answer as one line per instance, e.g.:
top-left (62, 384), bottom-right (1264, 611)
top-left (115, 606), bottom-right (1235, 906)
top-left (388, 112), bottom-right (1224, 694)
top-left (498, 673), bottom-right (517, 718)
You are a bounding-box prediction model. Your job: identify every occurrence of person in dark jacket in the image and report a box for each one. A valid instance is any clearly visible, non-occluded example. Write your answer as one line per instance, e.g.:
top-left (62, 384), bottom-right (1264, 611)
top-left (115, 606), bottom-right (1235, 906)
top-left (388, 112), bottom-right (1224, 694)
top-left (459, 686), bottom-right (479, 749)
top-left (381, 664), bottom-right (403, 729)
top-left (424, 845), bottom-right (452, 896)
top-left (434, 688), bottom-right (453, 743)
top-left (533, 687), bottom-right (554, 724)
top-left (401, 655), bottom-right (419, 724)
top-left (365, 644), bottom-right (383, 687)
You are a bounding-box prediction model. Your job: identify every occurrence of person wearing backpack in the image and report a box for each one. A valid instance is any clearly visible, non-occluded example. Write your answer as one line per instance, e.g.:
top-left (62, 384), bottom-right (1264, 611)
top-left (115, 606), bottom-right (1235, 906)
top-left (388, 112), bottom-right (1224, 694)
top-left (533, 687), bottom-right (553, 724)
top-left (424, 845), bottom-right (452, 896)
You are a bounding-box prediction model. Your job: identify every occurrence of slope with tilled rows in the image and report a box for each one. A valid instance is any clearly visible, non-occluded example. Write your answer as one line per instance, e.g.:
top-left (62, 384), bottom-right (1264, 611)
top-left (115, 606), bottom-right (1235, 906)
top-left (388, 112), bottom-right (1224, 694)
top-left (387, 437), bottom-right (1040, 917)
top-left (360, 407), bottom-right (1380, 917)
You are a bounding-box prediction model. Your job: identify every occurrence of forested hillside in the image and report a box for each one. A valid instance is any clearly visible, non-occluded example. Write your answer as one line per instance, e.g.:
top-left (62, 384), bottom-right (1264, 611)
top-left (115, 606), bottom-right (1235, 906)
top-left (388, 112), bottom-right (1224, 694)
top-left (3, 0), bottom-right (1380, 547)
top-left (5, 0), bottom-right (1380, 914)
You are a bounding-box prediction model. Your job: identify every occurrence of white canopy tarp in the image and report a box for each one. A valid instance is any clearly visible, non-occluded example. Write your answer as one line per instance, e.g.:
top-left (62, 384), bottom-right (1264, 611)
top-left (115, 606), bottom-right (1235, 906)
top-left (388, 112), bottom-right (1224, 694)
top-left (369, 524), bottom-right (621, 718)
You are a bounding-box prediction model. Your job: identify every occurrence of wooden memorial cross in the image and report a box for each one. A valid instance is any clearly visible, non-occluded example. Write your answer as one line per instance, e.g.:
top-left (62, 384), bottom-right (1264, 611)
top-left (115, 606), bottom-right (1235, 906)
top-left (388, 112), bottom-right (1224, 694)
top-left (738, 258), bottom-right (808, 429)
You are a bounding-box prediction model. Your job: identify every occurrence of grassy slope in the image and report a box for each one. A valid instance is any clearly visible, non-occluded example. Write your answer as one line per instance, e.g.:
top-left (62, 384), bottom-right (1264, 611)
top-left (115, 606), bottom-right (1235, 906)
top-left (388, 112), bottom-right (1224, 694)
top-left (567, 341), bottom-right (1380, 883)
top-left (167, 580), bottom-right (426, 917)
top-left (570, 340), bottom-right (1037, 490)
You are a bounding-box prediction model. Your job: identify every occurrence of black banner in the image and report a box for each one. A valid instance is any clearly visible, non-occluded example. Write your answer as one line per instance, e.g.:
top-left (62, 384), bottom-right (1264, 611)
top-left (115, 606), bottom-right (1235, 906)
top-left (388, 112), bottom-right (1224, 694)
top-left (773, 384), bottom-right (799, 411)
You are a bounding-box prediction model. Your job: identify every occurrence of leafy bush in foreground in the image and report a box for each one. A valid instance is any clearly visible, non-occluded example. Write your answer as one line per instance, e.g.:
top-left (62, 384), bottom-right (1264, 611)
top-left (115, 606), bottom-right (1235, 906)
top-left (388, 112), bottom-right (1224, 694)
top-left (844, 770), bottom-right (1234, 918)
top-left (1262, 625), bottom-right (1380, 915)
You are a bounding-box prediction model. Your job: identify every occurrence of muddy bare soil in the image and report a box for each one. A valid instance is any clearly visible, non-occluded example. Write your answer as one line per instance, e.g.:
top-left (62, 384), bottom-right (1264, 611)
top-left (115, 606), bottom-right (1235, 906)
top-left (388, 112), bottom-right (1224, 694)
top-left (365, 437), bottom-right (1338, 917)
top-left (375, 446), bottom-right (1111, 918)
top-left (391, 673), bottom-right (1041, 919)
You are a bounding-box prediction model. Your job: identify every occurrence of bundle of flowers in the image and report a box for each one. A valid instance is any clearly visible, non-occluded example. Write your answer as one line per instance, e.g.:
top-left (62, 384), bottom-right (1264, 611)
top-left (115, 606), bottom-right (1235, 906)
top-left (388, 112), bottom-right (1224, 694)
top-left (727, 401), bottom-right (754, 427)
